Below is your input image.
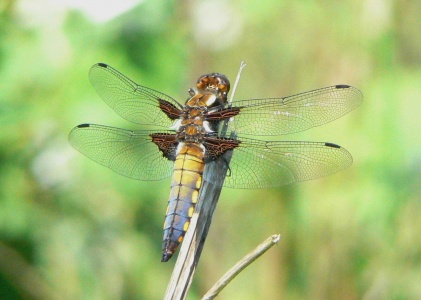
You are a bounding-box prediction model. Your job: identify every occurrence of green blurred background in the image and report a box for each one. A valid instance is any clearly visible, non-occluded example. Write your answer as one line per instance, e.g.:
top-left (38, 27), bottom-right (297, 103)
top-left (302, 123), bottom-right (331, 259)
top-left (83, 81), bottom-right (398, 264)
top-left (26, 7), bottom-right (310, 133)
top-left (1, 0), bottom-right (420, 299)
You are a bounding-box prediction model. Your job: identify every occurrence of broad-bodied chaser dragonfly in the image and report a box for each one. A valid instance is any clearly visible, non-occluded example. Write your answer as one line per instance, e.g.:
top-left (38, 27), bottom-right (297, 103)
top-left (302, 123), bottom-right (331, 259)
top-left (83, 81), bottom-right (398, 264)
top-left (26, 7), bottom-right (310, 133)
top-left (69, 63), bottom-right (362, 262)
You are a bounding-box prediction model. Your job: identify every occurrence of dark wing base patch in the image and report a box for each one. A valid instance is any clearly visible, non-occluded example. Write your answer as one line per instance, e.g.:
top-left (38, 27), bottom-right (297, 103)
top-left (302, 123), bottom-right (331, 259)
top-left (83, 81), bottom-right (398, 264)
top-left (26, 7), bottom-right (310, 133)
top-left (204, 137), bottom-right (241, 161)
top-left (151, 133), bottom-right (178, 161)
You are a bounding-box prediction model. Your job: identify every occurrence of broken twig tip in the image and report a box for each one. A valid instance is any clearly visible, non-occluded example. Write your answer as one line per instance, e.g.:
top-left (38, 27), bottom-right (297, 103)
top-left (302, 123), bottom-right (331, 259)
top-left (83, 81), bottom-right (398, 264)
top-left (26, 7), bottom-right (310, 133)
top-left (272, 234), bottom-right (281, 243)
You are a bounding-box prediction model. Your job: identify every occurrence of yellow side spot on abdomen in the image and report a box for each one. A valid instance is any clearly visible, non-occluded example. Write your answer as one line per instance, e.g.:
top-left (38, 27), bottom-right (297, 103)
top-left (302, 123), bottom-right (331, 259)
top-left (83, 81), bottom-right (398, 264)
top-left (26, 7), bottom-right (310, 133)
top-left (196, 176), bottom-right (202, 189)
top-left (183, 221), bottom-right (190, 232)
top-left (188, 206), bottom-right (194, 217)
top-left (192, 190), bottom-right (199, 204)
top-left (163, 220), bottom-right (167, 229)
top-left (178, 236), bottom-right (184, 243)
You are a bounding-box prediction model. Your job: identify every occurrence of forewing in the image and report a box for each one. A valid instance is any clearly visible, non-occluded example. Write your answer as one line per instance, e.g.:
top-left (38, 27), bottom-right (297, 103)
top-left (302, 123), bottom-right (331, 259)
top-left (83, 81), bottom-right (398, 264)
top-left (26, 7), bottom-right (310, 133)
top-left (89, 63), bottom-right (183, 127)
top-left (223, 137), bottom-right (353, 188)
top-left (227, 85), bottom-right (363, 136)
top-left (69, 124), bottom-right (175, 180)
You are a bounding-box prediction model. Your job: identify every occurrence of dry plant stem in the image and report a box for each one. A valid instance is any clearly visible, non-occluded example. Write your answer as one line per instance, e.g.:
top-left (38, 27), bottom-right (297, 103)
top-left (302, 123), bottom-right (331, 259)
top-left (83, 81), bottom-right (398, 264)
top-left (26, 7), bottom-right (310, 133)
top-left (202, 234), bottom-right (281, 300)
top-left (228, 61), bottom-right (246, 104)
top-left (164, 150), bottom-right (233, 300)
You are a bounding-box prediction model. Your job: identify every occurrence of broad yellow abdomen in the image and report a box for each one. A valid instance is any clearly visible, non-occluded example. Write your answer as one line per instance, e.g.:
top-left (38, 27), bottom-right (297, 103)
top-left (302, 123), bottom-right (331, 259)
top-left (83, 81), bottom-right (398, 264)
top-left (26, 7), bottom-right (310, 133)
top-left (161, 143), bottom-right (204, 262)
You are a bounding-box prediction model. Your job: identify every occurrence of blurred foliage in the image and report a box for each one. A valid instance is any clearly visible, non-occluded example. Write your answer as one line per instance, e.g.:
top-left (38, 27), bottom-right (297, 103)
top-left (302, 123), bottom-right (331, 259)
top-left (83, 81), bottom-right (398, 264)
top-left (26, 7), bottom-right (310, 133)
top-left (1, 0), bottom-right (421, 299)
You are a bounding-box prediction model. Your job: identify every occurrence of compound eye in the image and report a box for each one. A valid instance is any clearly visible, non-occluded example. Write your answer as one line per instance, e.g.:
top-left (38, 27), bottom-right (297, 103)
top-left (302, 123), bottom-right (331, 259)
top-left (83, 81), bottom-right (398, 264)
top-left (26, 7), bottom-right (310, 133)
top-left (197, 76), bottom-right (210, 89)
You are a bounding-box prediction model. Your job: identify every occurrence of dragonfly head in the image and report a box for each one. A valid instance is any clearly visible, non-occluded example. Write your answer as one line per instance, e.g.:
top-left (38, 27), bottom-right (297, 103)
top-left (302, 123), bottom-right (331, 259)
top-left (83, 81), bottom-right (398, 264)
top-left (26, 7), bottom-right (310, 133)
top-left (196, 73), bottom-right (230, 106)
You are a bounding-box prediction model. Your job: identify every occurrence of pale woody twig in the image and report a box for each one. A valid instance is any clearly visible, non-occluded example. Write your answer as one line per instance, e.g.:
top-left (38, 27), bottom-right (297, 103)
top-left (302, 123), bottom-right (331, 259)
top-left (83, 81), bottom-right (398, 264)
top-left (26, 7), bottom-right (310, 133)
top-left (202, 234), bottom-right (281, 300)
top-left (228, 61), bottom-right (246, 105)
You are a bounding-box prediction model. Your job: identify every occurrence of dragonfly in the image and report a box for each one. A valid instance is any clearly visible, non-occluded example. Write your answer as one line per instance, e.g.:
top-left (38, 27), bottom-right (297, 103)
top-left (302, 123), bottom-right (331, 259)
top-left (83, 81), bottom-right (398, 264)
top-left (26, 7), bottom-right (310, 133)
top-left (69, 63), bottom-right (363, 262)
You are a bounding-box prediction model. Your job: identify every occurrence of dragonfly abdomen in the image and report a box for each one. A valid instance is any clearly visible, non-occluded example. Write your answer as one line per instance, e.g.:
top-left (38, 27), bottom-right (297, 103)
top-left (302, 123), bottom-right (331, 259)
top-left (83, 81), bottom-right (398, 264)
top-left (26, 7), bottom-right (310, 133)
top-left (161, 143), bottom-right (204, 262)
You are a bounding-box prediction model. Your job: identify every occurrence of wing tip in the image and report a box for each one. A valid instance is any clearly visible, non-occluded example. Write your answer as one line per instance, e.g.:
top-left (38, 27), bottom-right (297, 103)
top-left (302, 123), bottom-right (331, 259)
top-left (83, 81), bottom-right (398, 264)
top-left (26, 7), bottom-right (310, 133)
top-left (324, 142), bottom-right (354, 168)
top-left (335, 84), bottom-right (364, 105)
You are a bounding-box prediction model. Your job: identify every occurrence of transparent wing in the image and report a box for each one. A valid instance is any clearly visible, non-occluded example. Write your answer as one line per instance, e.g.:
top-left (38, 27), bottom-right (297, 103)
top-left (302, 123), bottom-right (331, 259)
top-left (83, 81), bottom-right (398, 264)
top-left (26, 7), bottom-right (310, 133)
top-left (226, 85), bottom-right (362, 136)
top-left (69, 124), bottom-right (174, 180)
top-left (89, 63), bottom-right (183, 127)
top-left (223, 137), bottom-right (353, 188)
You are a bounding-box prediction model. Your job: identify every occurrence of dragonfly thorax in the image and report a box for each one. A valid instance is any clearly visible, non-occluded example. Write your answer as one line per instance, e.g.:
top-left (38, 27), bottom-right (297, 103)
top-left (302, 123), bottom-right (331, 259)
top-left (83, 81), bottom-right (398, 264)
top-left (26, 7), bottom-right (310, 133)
top-left (173, 105), bottom-right (212, 144)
